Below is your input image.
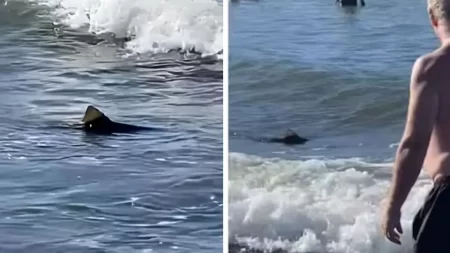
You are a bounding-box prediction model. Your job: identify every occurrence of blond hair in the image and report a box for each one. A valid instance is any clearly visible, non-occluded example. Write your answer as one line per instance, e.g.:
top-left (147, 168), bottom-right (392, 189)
top-left (429, 0), bottom-right (450, 20)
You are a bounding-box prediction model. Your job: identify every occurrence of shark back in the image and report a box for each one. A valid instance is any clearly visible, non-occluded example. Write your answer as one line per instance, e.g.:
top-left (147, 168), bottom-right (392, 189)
top-left (82, 105), bottom-right (153, 134)
top-left (266, 129), bottom-right (308, 145)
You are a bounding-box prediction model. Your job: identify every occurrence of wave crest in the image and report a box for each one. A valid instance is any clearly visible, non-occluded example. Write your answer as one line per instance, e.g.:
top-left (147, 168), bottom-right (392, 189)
top-left (36, 0), bottom-right (223, 56)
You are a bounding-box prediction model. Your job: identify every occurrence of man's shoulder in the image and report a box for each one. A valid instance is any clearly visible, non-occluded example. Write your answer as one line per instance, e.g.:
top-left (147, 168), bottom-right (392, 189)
top-left (410, 52), bottom-right (445, 89)
top-left (412, 51), bottom-right (443, 77)
top-left (417, 47), bottom-right (450, 69)
top-left (414, 53), bottom-right (435, 70)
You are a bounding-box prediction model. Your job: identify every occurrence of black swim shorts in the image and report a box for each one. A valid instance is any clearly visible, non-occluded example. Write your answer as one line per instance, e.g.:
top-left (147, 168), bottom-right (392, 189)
top-left (413, 176), bottom-right (450, 252)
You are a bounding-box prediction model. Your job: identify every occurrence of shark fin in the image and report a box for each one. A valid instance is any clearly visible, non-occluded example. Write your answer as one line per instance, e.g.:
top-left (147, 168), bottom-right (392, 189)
top-left (82, 105), bottom-right (104, 123)
top-left (284, 128), bottom-right (299, 138)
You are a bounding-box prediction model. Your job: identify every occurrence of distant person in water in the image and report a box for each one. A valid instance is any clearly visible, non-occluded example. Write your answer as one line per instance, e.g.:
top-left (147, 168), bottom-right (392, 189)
top-left (336, 0), bottom-right (365, 6)
top-left (381, 0), bottom-right (450, 252)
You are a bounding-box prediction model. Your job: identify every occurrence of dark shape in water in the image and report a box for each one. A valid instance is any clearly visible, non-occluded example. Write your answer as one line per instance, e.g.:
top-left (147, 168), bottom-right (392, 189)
top-left (82, 105), bottom-right (153, 134)
top-left (268, 129), bottom-right (308, 145)
top-left (336, 0), bottom-right (365, 6)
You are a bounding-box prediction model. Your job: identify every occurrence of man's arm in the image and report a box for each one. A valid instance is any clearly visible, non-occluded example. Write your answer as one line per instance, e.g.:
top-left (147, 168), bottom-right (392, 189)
top-left (387, 57), bottom-right (438, 210)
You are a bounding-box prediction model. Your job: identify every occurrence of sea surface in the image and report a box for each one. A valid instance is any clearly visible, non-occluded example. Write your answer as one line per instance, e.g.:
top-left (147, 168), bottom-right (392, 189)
top-left (229, 0), bottom-right (438, 252)
top-left (0, 0), bottom-right (223, 252)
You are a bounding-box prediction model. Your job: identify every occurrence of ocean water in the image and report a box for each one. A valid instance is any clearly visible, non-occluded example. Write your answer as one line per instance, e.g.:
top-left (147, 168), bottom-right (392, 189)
top-left (0, 0), bottom-right (223, 252)
top-left (229, 0), bottom-right (438, 252)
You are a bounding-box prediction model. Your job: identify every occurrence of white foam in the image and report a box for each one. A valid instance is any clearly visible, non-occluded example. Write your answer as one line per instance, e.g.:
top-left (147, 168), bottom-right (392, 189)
top-left (229, 152), bottom-right (433, 253)
top-left (32, 0), bottom-right (222, 55)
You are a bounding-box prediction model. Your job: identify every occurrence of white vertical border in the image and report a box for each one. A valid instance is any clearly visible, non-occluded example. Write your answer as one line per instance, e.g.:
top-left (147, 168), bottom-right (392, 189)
top-left (222, 0), bottom-right (229, 251)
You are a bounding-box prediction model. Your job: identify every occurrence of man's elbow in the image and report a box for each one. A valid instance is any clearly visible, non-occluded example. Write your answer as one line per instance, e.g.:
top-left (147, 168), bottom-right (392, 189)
top-left (399, 137), bottom-right (429, 153)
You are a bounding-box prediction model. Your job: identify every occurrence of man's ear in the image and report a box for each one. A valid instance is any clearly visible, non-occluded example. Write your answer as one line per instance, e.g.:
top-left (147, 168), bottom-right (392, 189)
top-left (429, 8), bottom-right (439, 28)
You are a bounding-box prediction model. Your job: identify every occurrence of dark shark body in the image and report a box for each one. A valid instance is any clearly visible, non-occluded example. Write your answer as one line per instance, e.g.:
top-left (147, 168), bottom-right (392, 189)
top-left (82, 105), bottom-right (154, 134)
top-left (83, 116), bottom-right (153, 134)
top-left (266, 129), bottom-right (308, 145)
top-left (243, 129), bottom-right (308, 145)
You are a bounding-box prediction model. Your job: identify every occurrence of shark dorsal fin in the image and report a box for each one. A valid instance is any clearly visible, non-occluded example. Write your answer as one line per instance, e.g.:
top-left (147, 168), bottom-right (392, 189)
top-left (82, 105), bottom-right (104, 123)
top-left (284, 128), bottom-right (298, 138)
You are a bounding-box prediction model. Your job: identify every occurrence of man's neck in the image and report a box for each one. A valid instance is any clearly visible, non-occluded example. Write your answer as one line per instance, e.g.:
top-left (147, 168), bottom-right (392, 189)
top-left (440, 36), bottom-right (450, 47)
top-left (438, 24), bottom-right (450, 45)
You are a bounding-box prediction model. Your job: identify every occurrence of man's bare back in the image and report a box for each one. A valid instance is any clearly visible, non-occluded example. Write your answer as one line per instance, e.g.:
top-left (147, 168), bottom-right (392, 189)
top-left (421, 43), bottom-right (450, 180)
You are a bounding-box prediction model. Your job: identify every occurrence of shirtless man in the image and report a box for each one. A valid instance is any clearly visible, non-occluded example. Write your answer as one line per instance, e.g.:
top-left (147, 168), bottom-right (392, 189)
top-left (381, 0), bottom-right (450, 251)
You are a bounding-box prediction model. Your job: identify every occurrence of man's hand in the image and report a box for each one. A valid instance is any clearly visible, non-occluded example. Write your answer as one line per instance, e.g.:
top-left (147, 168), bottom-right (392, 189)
top-left (381, 201), bottom-right (403, 245)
